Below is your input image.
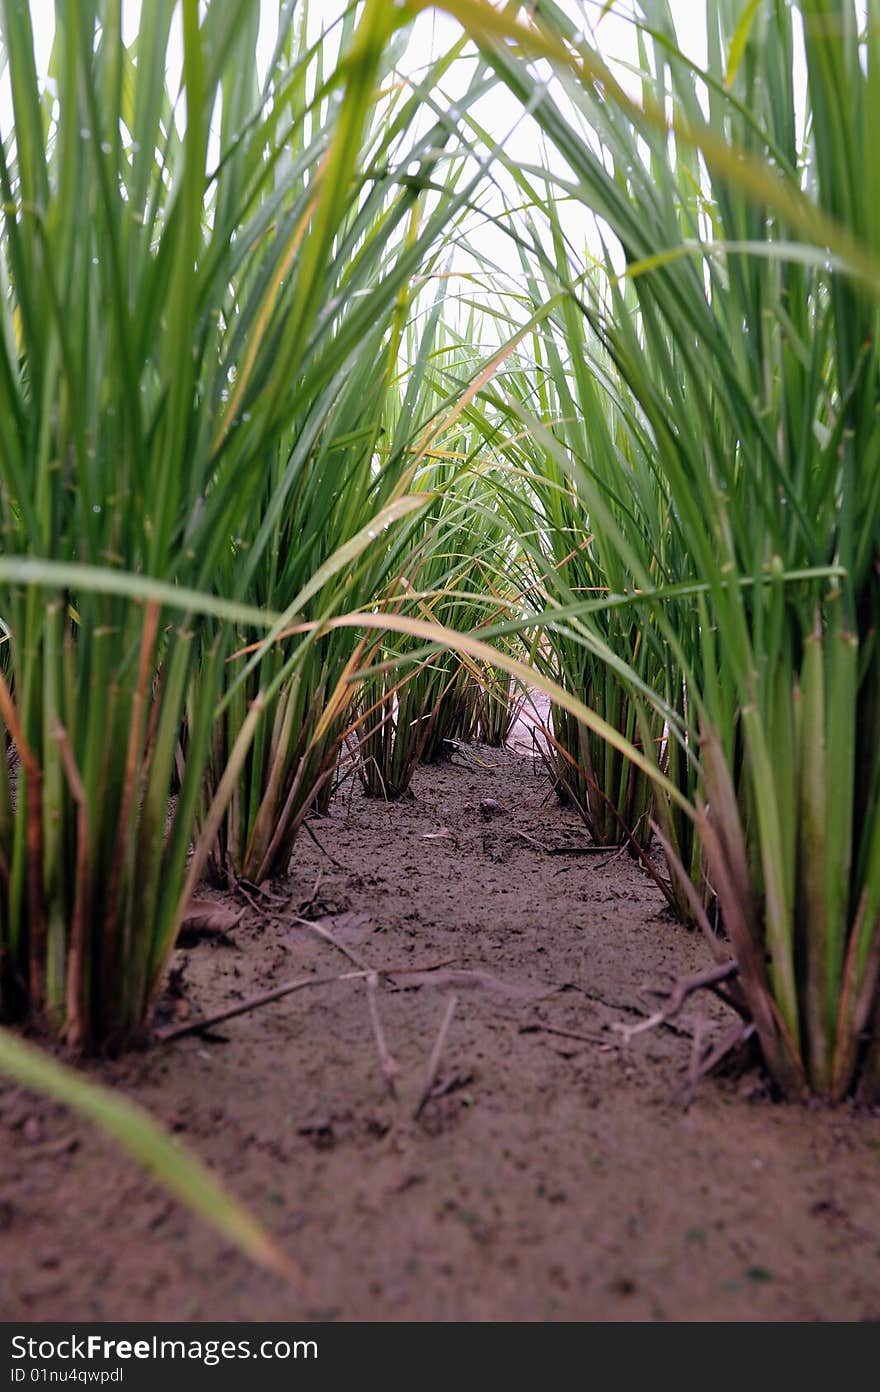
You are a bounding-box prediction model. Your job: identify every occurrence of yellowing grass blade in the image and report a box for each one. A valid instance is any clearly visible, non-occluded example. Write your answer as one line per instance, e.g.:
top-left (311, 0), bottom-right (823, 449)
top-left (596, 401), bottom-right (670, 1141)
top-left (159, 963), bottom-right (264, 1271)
top-left (725, 0), bottom-right (763, 88)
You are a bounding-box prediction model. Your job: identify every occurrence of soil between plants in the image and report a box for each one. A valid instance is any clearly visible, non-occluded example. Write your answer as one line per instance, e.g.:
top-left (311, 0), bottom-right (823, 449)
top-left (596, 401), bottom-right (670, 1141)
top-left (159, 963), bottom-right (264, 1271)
top-left (2, 738), bottom-right (880, 1323)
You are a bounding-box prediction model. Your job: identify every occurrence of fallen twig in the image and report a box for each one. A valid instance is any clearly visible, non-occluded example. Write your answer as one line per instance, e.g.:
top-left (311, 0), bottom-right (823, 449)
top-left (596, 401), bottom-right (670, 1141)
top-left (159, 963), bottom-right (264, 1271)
top-left (288, 913), bottom-right (369, 970)
top-left (298, 869), bottom-right (324, 915)
top-left (613, 960), bottom-right (738, 1043)
top-left (233, 877), bottom-right (288, 911)
top-left (366, 971), bottom-right (400, 1100)
top-left (233, 880), bottom-right (265, 915)
top-left (414, 994), bottom-right (459, 1120)
top-left (693, 1020), bottom-right (756, 1081)
top-left (153, 969), bottom-right (371, 1041)
top-left (550, 982), bottom-right (694, 1039)
top-left (510, 828), bottom-right (551, 852)
top-left (153, 958), bottom-right (457, 1043)
top-left (687, 1018), bottom-right (713, 1085)
top-left (671, 1020), bottom-right (758, 1104)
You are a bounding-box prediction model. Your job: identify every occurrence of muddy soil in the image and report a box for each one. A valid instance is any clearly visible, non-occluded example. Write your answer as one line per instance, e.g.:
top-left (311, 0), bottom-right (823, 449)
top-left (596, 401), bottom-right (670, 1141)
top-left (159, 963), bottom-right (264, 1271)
top-left (2, 738), bottom-right (880, 1322)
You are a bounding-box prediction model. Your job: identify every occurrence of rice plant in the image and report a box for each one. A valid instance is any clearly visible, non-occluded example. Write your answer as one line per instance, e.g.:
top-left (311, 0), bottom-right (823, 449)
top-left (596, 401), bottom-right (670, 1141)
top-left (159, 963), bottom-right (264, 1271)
top-left (354, 450), bottom-right (522, 795)
top-left (198, 23), bottom-right (500, 879)
top-left (457, 0), bottom-right (880, 1099)
top-left (476, 667), bottom-right (525, 746)
top-left (0, 0), bottom-right (455, 1045)
top-left (482, 343), bottom-right (667, 850)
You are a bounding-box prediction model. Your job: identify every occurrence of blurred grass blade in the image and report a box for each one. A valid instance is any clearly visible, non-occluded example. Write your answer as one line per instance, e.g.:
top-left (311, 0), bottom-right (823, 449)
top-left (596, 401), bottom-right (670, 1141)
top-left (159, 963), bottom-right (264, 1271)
top-left (0, 1026), bottom-right (302, 1286)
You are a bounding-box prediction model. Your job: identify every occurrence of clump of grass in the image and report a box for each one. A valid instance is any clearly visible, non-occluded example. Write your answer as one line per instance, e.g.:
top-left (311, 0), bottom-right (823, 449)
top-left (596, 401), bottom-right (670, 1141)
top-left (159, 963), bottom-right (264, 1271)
top-left (198, 22), bottom-right (497, 880)
top-left (0, 0), bottom-right (455, 1042)
top-left (476, 667), bottom-right (525, 747)
top-left (463, 0), bottom-right (880, 1098)
top-left (353, 400), bottom-right (524, 795)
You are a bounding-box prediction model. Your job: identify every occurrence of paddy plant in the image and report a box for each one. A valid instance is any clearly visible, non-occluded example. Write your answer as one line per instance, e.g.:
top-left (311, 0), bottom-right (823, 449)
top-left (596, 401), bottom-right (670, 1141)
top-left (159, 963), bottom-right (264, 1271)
top-left (0, 0), bottom-right (487, 1043)
top-left (355, 442), bottom-right (523, 797)
top-left (460, 0), bottom-right (880, 1098)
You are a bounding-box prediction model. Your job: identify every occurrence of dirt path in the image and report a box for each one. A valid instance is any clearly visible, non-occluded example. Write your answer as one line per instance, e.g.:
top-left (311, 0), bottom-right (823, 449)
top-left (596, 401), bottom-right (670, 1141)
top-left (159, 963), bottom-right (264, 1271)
top-left (2, 742), bottom-right (880, 1321)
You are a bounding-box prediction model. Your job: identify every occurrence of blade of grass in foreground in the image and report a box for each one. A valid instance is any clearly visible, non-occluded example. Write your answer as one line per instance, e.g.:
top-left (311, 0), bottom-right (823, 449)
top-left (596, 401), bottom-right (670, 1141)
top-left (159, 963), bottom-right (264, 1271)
top-left (0, 1027), bottom-right (303, 1287)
